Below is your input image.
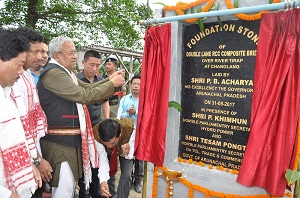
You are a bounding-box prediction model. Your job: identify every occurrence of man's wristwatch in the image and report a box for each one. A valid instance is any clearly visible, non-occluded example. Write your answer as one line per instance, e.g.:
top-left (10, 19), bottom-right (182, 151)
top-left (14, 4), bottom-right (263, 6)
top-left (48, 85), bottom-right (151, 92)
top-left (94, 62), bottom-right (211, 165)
top-left (33, 157), bottom-right (42, 167)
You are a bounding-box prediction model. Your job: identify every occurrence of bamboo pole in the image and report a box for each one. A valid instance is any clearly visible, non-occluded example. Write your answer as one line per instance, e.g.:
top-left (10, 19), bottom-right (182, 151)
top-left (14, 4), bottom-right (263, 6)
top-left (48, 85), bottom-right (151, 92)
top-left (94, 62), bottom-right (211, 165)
top-left (142, 161), bottom-right (147, 198)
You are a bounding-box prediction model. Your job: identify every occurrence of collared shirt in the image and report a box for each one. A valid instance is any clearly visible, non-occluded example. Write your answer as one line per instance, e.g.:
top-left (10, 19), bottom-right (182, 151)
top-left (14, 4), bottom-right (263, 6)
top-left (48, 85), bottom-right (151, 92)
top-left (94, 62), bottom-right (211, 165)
top-left (96, 141), bottom-right (110, 183)
top-left (118, 93), bottom-right (139, 126)
top-left (30, 67), bottom-right (43, 85)
top-left (31, 72), bottom-right (39, 85)
top-left (117, 93), bottom-right (139, 159)
top-left (76, 71), bottom-right (108, 126)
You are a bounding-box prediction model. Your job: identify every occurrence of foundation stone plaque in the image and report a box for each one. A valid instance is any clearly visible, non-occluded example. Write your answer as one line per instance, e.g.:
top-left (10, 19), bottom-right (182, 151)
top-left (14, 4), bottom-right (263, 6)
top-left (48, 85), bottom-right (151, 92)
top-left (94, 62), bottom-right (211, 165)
top-left (179, 20), bottom-right (260, 170)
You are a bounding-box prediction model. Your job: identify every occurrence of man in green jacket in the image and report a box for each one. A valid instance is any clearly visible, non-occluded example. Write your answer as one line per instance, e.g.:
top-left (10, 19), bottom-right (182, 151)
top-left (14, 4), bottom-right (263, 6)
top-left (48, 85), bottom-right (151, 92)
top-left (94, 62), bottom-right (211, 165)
top-left (37, 36), bottom-right (125, 198)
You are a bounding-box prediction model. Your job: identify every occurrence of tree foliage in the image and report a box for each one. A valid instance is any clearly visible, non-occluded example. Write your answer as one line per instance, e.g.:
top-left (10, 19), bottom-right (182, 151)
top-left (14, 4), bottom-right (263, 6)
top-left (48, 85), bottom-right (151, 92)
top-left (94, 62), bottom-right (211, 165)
top-left (0, 0), bottom-right (152, 50)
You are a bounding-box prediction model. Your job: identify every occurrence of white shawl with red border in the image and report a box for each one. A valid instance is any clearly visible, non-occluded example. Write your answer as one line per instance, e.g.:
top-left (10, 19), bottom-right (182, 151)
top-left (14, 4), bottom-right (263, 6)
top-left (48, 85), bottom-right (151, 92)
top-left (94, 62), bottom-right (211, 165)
top-left (12, 69), bottom-right (47, 158)
top-left (0, 86), bottom-right (37, 197)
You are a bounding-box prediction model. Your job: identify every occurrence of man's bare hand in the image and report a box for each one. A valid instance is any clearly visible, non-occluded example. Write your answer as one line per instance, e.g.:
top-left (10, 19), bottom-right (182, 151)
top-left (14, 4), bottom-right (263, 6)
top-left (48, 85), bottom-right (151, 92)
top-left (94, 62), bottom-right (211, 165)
top-left (111, 74), bottom-right (125, 87)
top-left (126, 104), bottom-right (136, 116)
top-left (121, 143), bottom-right (130, 156)
top-left (109, 69), bottom-right (125, 80)
top-left (9, 192), bottom-right (20, 198)
top-left (38, 159), bottom-right (53, 182)
top-left (100, 182), bottom-right (112, 198)
top-left (31, 163), bottom-right (42, 188)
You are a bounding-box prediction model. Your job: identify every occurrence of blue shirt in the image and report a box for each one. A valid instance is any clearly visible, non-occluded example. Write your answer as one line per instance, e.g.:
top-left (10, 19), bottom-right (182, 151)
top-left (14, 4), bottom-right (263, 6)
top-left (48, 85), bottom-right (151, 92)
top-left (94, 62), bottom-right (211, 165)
top-left (118, 93), bottom-right (139, 126)
top-left (30, 71), bottom-right (40, 85)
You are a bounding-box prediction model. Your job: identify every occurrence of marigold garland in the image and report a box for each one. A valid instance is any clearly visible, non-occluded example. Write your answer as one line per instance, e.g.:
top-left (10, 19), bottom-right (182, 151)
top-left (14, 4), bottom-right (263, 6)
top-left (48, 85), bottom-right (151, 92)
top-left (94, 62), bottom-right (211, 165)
top-left (152, 166), bottom-right (284, 198)
top-left (178, 157), bottom-right (240, 174)
top-left (152, 166), bottom-right (159, 198)
top-left (292, 116), bottom-right (300, 170)
top-left (224, 0), bottom-right (281, 21)
top-left (163, 0), bottom-right (282, 22)
top-left (163, 0), bottom-right (216, 23)
top-left (231, 169), bottom-right (239, 175)
top-left (152, 166), bottom-right (168, 198)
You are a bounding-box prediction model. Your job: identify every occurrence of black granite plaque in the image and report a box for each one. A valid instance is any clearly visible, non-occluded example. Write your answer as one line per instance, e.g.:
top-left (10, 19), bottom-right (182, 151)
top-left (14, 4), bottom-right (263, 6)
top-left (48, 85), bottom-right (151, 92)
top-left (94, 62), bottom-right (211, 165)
top-left (179, 20), bottom-right (260, 170)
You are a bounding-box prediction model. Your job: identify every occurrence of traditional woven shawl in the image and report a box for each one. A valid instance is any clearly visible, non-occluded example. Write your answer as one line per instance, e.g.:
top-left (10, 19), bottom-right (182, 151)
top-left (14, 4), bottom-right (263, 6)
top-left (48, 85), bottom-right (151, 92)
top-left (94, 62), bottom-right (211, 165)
top-left (0, 86), bottom-right (37, 197)
top-left (48, 59), bottom-right (98, 189)
top-left (12, 69), bottom-right (47, 158)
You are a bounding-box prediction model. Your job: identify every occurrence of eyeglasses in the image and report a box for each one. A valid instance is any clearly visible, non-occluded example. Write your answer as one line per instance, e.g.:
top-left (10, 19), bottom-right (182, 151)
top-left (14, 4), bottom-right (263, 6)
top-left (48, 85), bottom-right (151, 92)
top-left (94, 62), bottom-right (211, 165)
top-left (58, 51), bottom-right (77, 57)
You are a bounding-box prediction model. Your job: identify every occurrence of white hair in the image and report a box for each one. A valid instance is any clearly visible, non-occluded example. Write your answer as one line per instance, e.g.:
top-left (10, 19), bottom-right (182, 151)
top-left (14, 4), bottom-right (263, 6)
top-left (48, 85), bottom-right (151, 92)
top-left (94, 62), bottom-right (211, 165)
top-left (49, 36), bottom-right (73, 58)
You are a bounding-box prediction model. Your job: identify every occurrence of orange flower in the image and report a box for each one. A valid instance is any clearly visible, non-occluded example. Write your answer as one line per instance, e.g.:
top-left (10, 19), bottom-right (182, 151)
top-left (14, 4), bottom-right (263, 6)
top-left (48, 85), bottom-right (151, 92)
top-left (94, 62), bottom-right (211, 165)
top-left (285, 192), bottom-right (293, 197)
top-left (217, 166), bottom-right (225, 171)
top-left (231, 169), bottom-right (239, 175)
top-left (152, 166), bottom-right (277, 198)
top-left (292, 116), bottom-right (300, 170)
top-left (151, 166), bottom-right (159, 198)
top-left (164, 0), bottom-right (216, 23)
top-left (225, 0), bottom-right (281, 21)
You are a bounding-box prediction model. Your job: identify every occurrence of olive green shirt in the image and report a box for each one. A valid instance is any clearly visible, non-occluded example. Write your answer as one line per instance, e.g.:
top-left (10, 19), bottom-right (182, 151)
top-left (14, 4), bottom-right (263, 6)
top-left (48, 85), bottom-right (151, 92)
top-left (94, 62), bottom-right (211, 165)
top-left (40, 68), bottom-right (115, 104)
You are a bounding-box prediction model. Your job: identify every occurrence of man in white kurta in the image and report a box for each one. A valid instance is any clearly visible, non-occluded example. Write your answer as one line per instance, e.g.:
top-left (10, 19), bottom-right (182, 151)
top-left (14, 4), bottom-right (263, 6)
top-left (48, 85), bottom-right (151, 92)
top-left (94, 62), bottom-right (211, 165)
top-left (0, 27), bottom-right (42, 198)
top-left (0, 86), bottom-right (38, 198)
top-left (13, 28), bottom-right (51, 190)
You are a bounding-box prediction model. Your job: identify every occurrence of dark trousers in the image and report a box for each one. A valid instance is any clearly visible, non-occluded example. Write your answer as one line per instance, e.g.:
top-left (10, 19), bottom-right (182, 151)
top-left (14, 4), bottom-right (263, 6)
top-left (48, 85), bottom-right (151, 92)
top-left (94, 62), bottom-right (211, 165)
top-left (117, 156), bottom-right (134, 198)
top-left (117, 157), bottom-right (144, 197)
top-left (79, 167), bottom-right (100, 198)
top-left (133, 159), bottom-right (144, 185)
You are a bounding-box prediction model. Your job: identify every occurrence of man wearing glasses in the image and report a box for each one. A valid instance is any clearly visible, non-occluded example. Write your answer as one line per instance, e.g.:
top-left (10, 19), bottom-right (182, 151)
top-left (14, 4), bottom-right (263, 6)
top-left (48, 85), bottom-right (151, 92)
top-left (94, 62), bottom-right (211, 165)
top-left (37, 36), bottom-right (125, 198)
top-left (117, 74), bottom-right (144, 196)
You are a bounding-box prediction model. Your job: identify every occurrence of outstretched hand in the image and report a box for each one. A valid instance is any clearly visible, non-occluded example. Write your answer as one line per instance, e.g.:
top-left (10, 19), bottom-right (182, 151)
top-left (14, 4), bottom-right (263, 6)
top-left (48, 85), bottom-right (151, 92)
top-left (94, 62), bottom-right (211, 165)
top-left (100, 182), bottom-right (112, 198)
top-left (109, 69), bottom-right (125, 80)
top-left (110, 74), bottom-right (125, 87)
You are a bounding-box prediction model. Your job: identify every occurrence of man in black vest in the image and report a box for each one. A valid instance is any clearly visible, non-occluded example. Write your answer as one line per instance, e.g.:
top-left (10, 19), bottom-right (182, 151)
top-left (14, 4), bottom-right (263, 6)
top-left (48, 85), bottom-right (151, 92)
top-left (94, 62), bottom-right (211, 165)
top-left (37, 36), bottom-right (125, 198)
